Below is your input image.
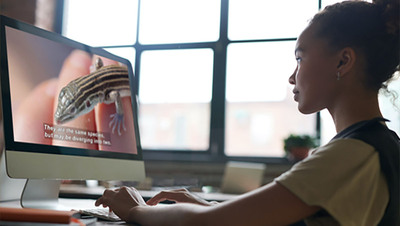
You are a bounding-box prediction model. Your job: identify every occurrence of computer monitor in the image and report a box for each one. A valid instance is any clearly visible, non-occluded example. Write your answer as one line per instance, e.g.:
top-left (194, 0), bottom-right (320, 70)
top-left (0, 15), bottom-right (145, 209)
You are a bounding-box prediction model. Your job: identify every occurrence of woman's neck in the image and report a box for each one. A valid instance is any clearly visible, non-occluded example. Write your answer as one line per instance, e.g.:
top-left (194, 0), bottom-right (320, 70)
top-left (329, 92), bottom-right (383, 133)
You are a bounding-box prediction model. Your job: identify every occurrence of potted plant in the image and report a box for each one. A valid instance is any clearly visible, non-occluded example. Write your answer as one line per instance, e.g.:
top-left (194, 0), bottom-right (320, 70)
top-left (284, 134), bottom-right (317, 162)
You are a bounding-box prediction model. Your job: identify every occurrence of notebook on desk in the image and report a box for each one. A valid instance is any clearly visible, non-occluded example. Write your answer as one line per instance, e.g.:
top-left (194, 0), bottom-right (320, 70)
top-left (0, 207), bottom-right (82, 224)
top-left (220, 161), bottom-right (266, 194)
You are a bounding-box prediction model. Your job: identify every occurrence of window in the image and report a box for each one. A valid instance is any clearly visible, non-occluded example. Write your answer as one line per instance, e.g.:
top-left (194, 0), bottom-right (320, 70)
top-left (139, 49), bottom-right (214, 150)
top-left (225, 42), bottom-right (316, 156)
top-left (63, 0), bottom-right (138, 46)
top-left (228, 0), bottom-right (316, 40)
top-left (63, 0), bottom-right (398, 161)
top-left (139, 0), bottom-right (220, 44)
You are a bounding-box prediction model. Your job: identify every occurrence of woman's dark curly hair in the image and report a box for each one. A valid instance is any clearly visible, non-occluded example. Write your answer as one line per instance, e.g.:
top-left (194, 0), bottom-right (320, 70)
top-left (310, 0), bottom-right (399, 92)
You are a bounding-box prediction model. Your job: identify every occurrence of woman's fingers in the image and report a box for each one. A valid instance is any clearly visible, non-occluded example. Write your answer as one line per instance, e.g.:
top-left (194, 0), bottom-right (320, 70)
top-left (95, 187), bottom-right (146, 221)
top-left (146, 188), bottom-right (210, 206)
top-left (95, 188), bottom-right (117, 207)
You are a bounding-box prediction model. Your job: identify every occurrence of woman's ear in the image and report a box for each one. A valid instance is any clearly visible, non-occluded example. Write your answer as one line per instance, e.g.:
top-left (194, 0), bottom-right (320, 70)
top-left (336, 47), bottom-right (356, 77)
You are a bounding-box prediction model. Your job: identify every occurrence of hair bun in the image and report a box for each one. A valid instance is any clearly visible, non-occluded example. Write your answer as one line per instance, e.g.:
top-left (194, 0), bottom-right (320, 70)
top-left (373, 0), bottom-right (399, 35)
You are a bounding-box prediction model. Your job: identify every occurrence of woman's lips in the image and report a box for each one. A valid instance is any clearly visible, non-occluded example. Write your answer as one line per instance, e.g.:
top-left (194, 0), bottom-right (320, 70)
top-left (293, 90), bottom-right (299, 101)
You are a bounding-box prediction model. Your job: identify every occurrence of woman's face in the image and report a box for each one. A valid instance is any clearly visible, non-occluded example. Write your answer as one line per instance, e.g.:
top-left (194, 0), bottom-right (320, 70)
top-left (289, 23), bottom-right (340, 114)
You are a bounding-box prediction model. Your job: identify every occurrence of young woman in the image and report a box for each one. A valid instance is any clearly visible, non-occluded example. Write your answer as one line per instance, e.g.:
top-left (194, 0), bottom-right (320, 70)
top-left (95, 0), bottom-right (399, 225)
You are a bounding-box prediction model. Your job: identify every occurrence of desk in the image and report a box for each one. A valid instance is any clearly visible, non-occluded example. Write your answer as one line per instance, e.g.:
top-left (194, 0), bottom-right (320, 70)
top-left (0, 185), bottom-right (238, 225)
top-left (0, 199), bottom-right (133, 225)
top-left (59, 184), bottom-right (239, 203)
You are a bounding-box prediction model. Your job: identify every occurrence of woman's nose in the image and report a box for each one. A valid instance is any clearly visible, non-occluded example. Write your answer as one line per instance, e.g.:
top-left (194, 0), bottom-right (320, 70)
top-left (289, 67), bottom-right (297, 85)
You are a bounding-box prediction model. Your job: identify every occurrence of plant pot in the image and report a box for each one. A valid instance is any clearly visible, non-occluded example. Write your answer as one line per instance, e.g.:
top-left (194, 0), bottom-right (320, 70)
top-left (287, 147), bottom-right (310, 162)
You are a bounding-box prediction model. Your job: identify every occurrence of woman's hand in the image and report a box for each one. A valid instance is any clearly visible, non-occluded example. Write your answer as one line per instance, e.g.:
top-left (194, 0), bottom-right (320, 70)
top-left (96, 187), bottom-right (210, 225)
top-left (95, 186), bottom-right (147, 221)
top-left (146, 188), bottom-right (218, 206)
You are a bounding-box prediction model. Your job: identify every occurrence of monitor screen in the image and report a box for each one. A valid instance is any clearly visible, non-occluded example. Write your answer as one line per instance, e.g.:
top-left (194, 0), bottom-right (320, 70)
top-left (0, 15), bottom-right (145, 203)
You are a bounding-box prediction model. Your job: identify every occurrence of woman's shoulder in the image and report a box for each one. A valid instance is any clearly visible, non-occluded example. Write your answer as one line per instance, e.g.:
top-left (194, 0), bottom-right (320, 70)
top-left (310, 138), bottom-right (376, 159)
top-left (276, 138), bottom-right (388, 226)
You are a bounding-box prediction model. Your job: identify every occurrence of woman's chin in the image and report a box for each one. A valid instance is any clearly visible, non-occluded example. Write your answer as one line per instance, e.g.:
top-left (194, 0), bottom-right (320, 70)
top-left (298, 104), bottom-right (319, 115)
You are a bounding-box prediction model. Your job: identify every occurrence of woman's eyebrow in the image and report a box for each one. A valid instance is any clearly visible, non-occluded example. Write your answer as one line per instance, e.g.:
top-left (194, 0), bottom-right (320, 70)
top-left (294, 48), bottom-right (304, 55)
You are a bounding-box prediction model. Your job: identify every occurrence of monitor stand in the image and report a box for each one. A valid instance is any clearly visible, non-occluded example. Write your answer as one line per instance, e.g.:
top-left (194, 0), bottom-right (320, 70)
top-left (20, 179), bottom-right (65, 210)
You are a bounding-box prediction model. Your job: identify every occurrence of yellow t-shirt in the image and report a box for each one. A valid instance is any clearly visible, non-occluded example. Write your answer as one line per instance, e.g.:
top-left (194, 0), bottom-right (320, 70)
top-left (275, 138), bottom-right (389, 226)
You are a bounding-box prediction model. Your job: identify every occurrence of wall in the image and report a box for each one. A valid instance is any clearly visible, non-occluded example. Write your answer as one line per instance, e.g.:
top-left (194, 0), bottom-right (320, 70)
top-left (0, 0), bottom-right (36, 25)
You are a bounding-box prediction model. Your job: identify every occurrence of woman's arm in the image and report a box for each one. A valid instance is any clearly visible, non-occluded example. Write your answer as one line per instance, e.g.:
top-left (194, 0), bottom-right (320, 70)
top-left (97, 182), bottom-right (320, 225)
top-left (195, 181), bottom-right (320, 225)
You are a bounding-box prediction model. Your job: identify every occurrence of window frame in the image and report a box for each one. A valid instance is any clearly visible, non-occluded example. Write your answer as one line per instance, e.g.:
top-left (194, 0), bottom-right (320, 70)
top-left (60, 0), bottom-right (324, 164)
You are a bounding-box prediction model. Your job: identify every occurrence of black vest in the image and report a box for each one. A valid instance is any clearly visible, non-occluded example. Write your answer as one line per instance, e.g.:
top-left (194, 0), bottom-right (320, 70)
top-left (332, 118), bottom-right (399, 225)
top-left (292, 118), bottom-right (399, 225)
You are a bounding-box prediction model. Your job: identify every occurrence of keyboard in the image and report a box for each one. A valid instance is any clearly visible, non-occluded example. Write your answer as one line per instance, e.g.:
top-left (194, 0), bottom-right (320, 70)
top-left (79, 208), bottom-right (121, 222)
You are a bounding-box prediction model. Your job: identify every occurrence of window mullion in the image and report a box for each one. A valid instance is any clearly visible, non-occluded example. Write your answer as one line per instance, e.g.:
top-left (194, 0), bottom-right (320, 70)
top-left (209, 0), bottom-right (229, 157)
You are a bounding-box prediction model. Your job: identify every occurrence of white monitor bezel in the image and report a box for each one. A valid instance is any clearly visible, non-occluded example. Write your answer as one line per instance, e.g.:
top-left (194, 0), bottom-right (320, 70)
top-left (0, 15), bottom-right (145, 182)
